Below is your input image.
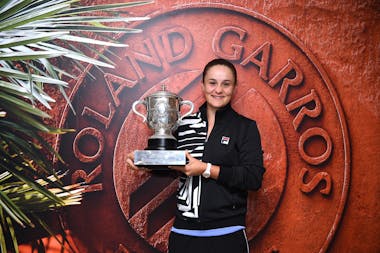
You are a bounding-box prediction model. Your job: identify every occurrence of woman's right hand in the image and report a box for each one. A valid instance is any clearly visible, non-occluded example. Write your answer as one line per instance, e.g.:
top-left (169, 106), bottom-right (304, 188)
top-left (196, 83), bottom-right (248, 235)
top-left (126, 151), bottom-right (152, 172)
top-left (126, 151), bottom-right (139, 170)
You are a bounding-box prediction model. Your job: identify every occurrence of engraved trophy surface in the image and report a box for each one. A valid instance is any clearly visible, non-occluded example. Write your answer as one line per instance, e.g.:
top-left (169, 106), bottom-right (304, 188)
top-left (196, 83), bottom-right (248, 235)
top-left (132, 85), bottom-right (194, 168)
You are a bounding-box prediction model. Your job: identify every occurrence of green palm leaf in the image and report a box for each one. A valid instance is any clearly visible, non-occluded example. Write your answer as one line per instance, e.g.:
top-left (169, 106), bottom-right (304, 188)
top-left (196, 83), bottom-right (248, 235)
top-left (0, 0), bottom-right (152, 252)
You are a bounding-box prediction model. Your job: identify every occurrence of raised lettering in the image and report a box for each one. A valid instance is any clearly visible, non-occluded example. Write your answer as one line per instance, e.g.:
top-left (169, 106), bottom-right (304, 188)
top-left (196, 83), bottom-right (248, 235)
top-left (268, 59), bottom-right (304, 103)
top-left (104, 73), bottom-right (138, 107)
top-left (212, 26), bottom-right (246, 60)
top-left (159, 26), bottom-right (193, 63)
top-left (298, 127), bottom-right (332, 165)
top-left (299, 168), bottom-right (332, 195)
top-left (82, 103), bottom-right (116, 129)
top-left (73, 127), bottom-right (104, 163)
top-left (286, 89), bottom-right (322, 131)
top-left (71, 164), bottom-right (103, 192)
top-left (125, 38), bottom-right (162, 80)
top-left (241, 42), bottom-right (272, 81)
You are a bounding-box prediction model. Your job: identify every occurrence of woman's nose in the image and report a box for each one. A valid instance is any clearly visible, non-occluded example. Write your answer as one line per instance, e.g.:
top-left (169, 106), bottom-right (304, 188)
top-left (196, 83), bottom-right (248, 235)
top-left (214, 83), bottom-right (223, 92)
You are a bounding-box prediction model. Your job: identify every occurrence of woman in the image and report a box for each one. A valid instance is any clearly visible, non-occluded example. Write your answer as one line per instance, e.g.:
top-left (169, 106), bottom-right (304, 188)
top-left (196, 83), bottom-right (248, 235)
top-left (127, 58), bottom-right (265, 253)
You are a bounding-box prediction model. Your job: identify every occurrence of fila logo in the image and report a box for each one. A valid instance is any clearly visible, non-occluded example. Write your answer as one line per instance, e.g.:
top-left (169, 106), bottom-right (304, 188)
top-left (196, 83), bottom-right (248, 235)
top-left (221, 136), bottom-right (230, 145)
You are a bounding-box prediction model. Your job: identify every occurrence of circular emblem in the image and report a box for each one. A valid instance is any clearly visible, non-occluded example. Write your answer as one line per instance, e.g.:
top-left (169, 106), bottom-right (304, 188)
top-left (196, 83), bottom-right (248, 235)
top-left (56, 4), bottom-right (350, 253)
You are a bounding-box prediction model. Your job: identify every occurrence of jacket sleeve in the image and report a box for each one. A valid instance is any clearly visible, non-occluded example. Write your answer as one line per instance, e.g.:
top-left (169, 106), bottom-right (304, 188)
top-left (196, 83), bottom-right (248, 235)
top-left (217, 120), bottom-right (265, 191)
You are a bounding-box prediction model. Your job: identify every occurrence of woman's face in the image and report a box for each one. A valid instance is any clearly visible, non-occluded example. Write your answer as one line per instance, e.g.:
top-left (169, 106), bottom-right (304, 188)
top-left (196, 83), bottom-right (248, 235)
top-left (202, 64), bottom-right (236, 110)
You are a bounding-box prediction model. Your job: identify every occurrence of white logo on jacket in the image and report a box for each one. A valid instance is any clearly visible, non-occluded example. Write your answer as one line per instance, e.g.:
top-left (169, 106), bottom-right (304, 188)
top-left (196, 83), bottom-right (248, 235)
top-left (221, 136), bottom-right (230, 145)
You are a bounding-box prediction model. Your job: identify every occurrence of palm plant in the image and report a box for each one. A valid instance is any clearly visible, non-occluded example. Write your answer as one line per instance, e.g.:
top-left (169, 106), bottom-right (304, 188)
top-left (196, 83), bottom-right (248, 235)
top-left (0, 0), bottom-right (151, 252)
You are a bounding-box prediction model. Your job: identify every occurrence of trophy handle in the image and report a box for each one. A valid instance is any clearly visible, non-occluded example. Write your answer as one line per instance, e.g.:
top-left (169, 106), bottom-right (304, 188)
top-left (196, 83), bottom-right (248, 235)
top-left (132, 100), bottom-right (147, 122)
top-left (179, 100), bottom-right (194, 120)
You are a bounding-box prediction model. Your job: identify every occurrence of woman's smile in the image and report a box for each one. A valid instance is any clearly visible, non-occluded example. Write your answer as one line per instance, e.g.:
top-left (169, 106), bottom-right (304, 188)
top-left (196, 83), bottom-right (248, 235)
top-left (202, 64), bottom-right (236, 111)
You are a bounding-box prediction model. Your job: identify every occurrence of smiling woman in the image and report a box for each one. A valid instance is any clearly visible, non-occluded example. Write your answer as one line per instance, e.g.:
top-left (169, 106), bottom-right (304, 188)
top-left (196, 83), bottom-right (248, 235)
top-left (202, 63), bottom-right (236, 112)
top-left (165, 59), bottom-right (265, 253)
top-left (126, 58), bottom-right (265, 253)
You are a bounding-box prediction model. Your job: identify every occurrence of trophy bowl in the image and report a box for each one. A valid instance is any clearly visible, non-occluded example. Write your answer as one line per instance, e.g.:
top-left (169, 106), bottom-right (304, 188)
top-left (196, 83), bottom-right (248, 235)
top-left (132, 85), bottom-right (194, 168)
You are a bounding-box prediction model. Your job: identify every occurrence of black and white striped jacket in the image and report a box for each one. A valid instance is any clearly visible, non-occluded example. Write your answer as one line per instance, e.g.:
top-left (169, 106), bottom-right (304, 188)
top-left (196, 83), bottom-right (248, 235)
top-left (173, 103), bottom-right (265, 230)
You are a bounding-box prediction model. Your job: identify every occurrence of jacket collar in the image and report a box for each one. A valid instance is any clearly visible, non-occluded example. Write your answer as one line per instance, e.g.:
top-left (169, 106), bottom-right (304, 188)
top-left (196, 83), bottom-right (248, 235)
top-left (199, 102), bottom-right (234, 122)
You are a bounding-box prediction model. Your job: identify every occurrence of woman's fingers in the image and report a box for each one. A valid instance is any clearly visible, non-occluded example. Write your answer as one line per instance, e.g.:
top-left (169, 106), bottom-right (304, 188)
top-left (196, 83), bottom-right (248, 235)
top-left (185, 150), bottom-right (193, 161)
top-left (126, 152), bottom-right (146, 171)
top-left (168, 165), bottom-right (183, 172)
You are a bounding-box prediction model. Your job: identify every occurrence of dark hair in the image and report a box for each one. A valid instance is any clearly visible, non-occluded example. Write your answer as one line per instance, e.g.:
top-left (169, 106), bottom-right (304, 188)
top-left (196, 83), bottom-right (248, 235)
top-left (202, 58), bottom-right (237, 84)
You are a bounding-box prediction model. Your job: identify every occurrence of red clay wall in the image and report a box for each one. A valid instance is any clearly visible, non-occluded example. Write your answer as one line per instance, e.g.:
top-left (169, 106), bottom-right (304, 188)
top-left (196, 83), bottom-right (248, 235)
top-left (21, 1), bottom-right (379, 252)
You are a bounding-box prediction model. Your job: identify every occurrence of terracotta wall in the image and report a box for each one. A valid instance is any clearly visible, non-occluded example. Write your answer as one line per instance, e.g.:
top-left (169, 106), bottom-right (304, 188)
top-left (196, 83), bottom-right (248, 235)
top-left (22, 0), bottom-right (379, 252)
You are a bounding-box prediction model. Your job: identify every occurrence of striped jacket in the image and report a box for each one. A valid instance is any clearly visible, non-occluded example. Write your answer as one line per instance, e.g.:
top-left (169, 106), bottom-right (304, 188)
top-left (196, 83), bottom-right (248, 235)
top-left (173, 103), bottom-right (265, 230)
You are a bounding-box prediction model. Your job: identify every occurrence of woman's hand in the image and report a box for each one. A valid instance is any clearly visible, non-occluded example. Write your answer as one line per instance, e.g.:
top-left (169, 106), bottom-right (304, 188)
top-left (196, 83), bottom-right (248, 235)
top-left (169, 151), bottom-right (207, 176)
top-left (126, 151), bottom-right (139, 170)
top-left (126, 151), bottom-right (152, 172)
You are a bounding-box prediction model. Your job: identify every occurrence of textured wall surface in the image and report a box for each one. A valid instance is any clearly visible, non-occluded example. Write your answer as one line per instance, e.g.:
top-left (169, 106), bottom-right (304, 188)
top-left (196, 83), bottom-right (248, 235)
top-left (21, 0), bottom-right (379, 252)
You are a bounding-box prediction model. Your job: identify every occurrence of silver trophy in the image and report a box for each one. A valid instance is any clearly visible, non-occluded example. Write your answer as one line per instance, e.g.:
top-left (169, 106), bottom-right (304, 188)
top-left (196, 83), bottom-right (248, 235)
top-left (132, 85), bottom-right (194, 168)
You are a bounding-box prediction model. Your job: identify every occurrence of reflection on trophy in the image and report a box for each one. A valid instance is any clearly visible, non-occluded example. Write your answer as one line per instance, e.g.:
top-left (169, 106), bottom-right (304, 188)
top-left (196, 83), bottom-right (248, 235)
top-left (132, 85), bottom-right (194, 168)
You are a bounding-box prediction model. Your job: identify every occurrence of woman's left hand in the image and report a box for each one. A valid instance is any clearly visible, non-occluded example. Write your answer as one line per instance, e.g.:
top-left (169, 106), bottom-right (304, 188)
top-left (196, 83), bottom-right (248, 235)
top-left (169, 151), bottom-right (206, 176)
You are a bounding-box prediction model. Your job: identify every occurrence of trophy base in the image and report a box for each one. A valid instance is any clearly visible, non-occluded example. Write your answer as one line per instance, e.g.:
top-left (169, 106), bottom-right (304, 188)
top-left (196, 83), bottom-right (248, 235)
top-left (134, 138), bottom-right (184, 170)
top-left (134, 150), bottom-right (186, 170)
top-left (147, 138), bottom-right (177, 150)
